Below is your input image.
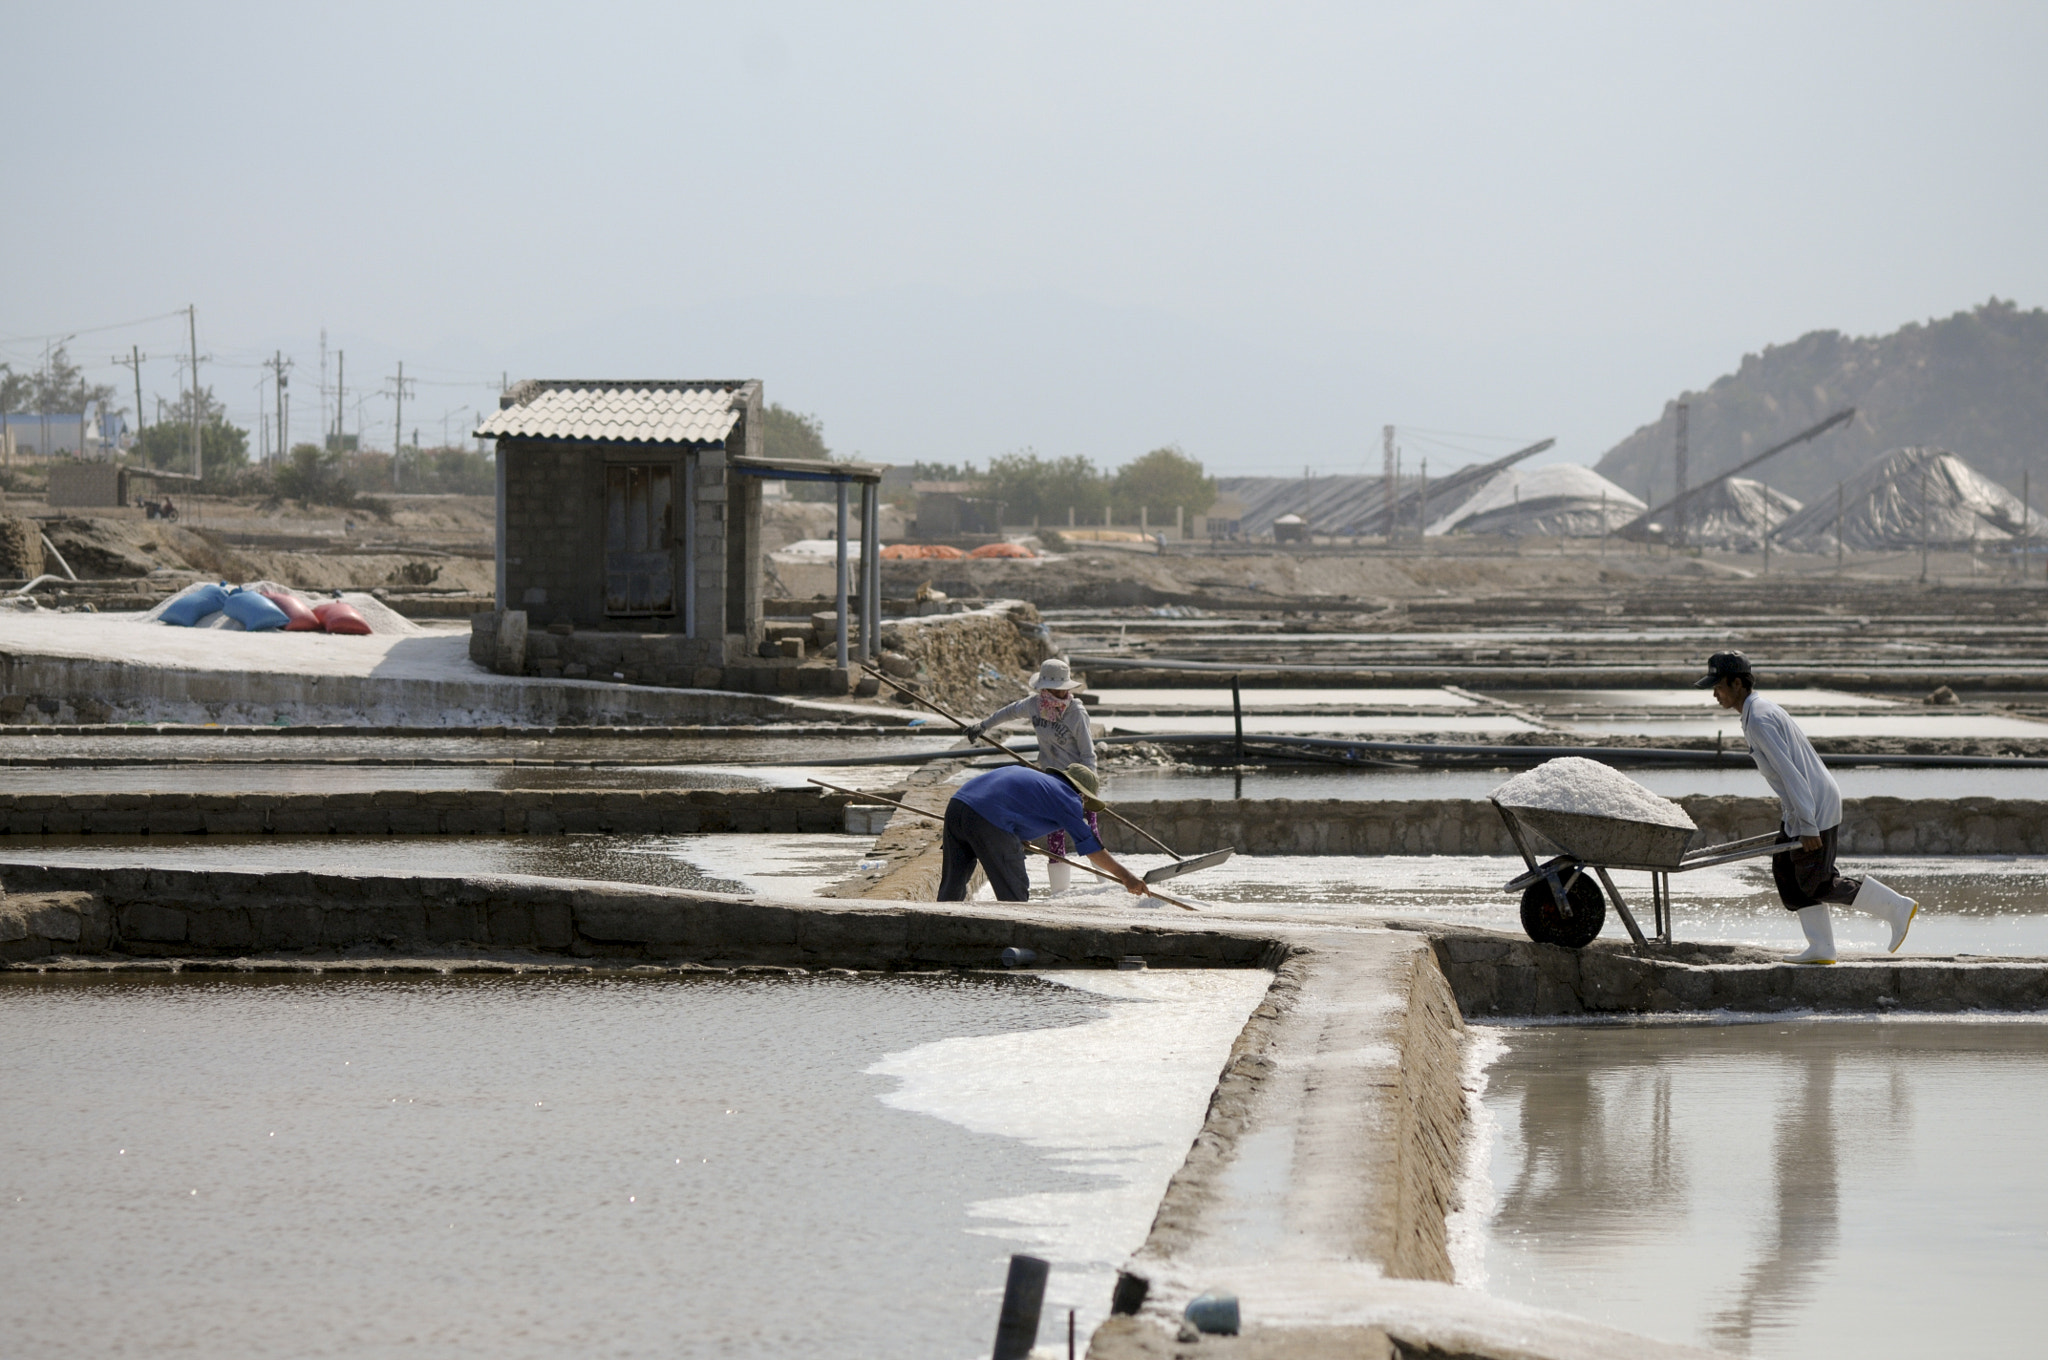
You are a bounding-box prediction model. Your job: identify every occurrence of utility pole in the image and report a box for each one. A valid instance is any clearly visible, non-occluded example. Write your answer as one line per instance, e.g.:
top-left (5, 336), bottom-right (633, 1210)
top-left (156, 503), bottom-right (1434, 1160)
top-left (264, 351), bottom-right (292, 464)
top-left (334, 351), bottom-right (345, 448)
top-left (1762, 477), bottom-right (1772, 574)
top-left (1920, 468), bottom-right (1930, 583)
top-left (113, 345), bottom-right (146, 455)
top-left (1836, 482), bottom-right (1845, 574)
top-left (1672, 401), bottom-right (1689, 551)
top-left (2023, 470), bottom-right (2031, 583)
top-left (1381, 425), bottom-right (1396, 540)
top-left (186, 305), bottom-right (202, 481)
top-left (390, 361), bottom-right (414, 490)
top-left (319, 330), bottom-right (328, 448)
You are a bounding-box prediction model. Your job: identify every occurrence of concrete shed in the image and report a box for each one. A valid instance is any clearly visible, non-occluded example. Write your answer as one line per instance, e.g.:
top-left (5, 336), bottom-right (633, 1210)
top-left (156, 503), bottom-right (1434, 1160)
top-left (477, 380), bottom-right (885, 679)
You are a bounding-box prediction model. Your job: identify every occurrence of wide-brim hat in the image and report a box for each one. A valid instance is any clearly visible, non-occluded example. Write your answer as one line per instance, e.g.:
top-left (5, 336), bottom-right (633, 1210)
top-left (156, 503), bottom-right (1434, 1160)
top-left (1051, 763), bottom-right (1108, 810)
top-left (1031, 658), bottom-right (1077, 692)
top-left (1694, 650), bottom-right (1754, 689)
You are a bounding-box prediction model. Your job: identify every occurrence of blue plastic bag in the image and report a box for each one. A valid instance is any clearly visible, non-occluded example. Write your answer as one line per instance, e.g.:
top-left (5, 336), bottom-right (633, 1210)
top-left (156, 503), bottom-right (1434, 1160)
top-left (158, 583), bottom-right (229, 627)
top-left (221, 587), bottom-right (290, 632)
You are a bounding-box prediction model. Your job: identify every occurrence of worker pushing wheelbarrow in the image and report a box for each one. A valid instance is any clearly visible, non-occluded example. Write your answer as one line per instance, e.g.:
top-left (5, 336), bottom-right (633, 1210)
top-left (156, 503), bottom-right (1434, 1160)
top-left (1489, 756), bottom-right (1796, 949)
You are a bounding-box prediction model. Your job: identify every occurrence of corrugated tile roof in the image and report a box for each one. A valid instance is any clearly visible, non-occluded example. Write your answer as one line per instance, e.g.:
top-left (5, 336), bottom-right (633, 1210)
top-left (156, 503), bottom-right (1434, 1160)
top-left (475, 381), bottom-right (750, 444)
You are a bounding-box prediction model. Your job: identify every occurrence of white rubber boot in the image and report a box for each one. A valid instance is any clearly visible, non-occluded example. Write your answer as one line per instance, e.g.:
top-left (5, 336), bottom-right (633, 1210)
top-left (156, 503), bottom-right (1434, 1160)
top-left (1047, 858), bottom-right (1073, 894)
top-left (1852, 876), bottom-right (1918, 954)
top-left (1787, 905), bottom-right (1837, 964)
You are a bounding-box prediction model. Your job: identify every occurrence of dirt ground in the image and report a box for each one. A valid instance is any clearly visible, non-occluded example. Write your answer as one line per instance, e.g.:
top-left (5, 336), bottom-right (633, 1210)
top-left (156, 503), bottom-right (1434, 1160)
top-left (28, 495), bottom-right (495, 595)
top-left (871, 538), bottom-right (2035, 610)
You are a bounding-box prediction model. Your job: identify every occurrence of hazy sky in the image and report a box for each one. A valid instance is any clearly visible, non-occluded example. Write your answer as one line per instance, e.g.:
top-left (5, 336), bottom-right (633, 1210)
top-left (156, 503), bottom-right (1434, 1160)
top-left (5, 1), bottom-right (2043, 476)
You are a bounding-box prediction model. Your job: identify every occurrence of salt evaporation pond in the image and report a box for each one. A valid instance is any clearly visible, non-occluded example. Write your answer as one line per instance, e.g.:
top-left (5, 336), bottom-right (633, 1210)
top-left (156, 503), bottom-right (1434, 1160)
top-left (1024, 852), bottom-right (2048, 957)
top-left (19, 837), bottom-right (2048, 956)
top-left (1098, 766), bottom-right (2048, 802)
top-left (1567, 713), bottom-right (2048, 739)
top-left (1, 762), bottom-right (925, 795)
top-left (8, 833), bottom-right (879, 898)
top-left (0, 969), bottom-right (1269, 1359)
top-left (0, 730), bottom-right (958, 765)
top-left (1467, 1018), bottom-right (2048, 1359)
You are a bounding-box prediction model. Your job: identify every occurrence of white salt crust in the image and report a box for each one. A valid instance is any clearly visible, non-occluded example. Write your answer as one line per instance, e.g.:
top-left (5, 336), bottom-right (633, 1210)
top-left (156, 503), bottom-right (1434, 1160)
top-left (1489, 756), bottom-right (1696, 830)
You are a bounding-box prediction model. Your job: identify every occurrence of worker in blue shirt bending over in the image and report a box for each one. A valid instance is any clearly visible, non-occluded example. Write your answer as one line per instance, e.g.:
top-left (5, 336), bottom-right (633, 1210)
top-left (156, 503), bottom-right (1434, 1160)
top-left (1700, 650), bottom-right (1917, 963)
top-left (939, 763), bottom-right (1153, 903)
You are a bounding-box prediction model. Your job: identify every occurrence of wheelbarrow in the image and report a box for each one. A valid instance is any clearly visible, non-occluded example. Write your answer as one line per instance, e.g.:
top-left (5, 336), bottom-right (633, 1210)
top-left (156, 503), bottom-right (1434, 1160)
top-left (1491, 797), bottom-right (1795, 949)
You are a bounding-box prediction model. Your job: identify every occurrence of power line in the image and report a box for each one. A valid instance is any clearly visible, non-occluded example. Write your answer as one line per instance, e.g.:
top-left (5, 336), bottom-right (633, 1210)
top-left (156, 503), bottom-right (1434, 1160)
top-left (0, 308), bottom-right (193, 346)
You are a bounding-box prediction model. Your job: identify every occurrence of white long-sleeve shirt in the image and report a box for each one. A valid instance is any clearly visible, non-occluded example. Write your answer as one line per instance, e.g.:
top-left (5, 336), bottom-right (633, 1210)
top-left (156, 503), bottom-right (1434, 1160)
top-left (1740, 692), bottom-right (1843, 837)
top-left (980, 694), bottom-right (1096, 772)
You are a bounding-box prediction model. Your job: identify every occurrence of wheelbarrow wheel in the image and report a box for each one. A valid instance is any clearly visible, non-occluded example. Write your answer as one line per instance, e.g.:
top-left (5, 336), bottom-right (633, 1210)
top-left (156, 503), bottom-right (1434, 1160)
top-left (1520, 875), bottom-right (1606, 948)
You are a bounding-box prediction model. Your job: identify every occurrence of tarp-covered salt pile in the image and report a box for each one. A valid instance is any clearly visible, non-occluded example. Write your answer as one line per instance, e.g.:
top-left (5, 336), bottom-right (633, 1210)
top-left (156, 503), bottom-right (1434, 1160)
top-left (1215, 439), bottom-right (1547, 538)
top-left (139, 580), bottom-right (423, 636)
top-left (1776, 446), bottom-right (2046, 552)
top-left (1427, 464), bottom-right (1644, 538)
top-left (1663, 475), bottom-right (1803, 551)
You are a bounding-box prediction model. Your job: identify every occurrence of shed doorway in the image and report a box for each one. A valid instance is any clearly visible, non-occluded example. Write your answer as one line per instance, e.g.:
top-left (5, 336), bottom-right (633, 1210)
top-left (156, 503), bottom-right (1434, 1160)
top-left (604, 463), bottom-right (678, 617)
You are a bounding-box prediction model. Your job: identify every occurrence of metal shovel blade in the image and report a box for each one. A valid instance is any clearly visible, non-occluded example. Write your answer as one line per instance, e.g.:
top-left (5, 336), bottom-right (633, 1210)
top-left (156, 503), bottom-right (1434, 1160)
top-left (1144, 848), bottom-right (1235, 884)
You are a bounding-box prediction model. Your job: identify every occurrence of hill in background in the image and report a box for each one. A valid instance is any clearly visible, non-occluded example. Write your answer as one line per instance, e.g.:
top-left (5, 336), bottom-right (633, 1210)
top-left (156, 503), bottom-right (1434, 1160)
top-left (1594, 299), bottom-right (2048, 505)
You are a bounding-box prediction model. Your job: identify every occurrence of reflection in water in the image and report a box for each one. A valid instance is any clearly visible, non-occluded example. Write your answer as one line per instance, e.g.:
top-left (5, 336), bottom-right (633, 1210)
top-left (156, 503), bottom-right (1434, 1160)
top-left (1706, 1047), bottom-right (1840, 1352)
top-left (1497, 1055), bottom-right (1689, 1237)
top-left (1479, 1021), bottom-right (2047, 1359)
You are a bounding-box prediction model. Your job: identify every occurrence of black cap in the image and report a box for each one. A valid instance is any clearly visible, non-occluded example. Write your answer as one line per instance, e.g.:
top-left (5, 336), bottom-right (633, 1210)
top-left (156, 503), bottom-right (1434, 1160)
top-left (1694, 650), bottom-right (1753, 689)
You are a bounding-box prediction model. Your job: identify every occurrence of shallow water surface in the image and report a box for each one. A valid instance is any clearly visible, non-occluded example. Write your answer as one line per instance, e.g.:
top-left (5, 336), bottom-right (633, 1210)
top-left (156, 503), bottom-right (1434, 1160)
top-left (1098, 765), bottom-right (2048, 802)
top-left (1026, 853), bottom-right (2048, 956)
top-left (0, 969), bottom-right (1268, 1359)
top-left (1471, 1019), bottom-right (2048, 1358)
top-left (0, 762), bottom-right (926, 795)
top-left (10, 832), bottom-right (877, 897)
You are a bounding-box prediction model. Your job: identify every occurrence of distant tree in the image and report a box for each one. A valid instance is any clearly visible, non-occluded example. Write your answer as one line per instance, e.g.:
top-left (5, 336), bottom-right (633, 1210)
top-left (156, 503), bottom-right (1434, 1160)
top-left (28, 346), bottom-right (117, 414)
top-left (762, 402), bottom-right (846, 501)
top-left (1112, 445), bottom-right (1217, 522)
top-left (133, 385), bottom-right (249, 474)
top-left (0, 364), bottom-right (31, 415)
top-left (763, 403), bottom-right (831, 461)
top-left (398, 446), bottom-right (495, 495)
top-left (982, 450), bottom-right (1112, 525)
top-left (274, 442), bottom-right (356, 507)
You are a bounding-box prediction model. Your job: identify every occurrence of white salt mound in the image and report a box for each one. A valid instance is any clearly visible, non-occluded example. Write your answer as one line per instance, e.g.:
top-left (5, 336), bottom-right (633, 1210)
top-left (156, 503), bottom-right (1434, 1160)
top-left (1490, 757), bottom-right (1695, 830)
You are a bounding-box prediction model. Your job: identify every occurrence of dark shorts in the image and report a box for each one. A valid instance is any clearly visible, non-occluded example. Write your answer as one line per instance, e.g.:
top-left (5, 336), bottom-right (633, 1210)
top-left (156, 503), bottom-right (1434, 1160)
top-left (1771, 824), bottom-right (1861, 911)
top-left (938, 799), bottom-right (1032, 903)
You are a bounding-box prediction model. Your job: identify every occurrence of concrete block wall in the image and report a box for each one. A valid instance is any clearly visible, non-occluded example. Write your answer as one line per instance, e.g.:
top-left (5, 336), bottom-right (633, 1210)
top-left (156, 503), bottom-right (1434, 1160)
top-left (0, 862), bottom-right (1280, 969)
top-left (1099, 795), bottom-right (2048, 859)
top-left (468, 612), bottom-right (847, 692)
top-left (1426, 926), bottom-right (2048, 1017)
top-left (501, 439), bottom-right (605, 627)
top-left (0, 788), bottom-right (853, 837)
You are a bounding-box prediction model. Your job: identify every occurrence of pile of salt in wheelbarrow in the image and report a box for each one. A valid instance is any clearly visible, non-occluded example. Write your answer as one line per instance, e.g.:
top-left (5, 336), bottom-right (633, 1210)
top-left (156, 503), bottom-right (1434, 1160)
top-left (1490, 756), bottom-right (1793, 948)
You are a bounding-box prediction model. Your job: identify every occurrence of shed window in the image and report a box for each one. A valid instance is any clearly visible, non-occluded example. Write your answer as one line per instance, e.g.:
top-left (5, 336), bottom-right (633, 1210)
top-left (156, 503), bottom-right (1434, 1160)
top-left (604, 464), bottom-right (677, 616)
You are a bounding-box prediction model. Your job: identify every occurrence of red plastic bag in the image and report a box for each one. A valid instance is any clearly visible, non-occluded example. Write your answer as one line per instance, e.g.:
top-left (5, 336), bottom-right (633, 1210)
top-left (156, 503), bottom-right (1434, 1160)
top-left (313, 600), bottom-right (373, 635)
top-left (260, 590), bottom-right (321, 631)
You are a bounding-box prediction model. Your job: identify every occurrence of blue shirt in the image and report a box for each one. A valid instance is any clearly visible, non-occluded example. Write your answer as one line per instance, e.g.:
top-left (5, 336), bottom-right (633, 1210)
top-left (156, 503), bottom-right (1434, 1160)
top-left (951, 765), bottom-right (1104, 855)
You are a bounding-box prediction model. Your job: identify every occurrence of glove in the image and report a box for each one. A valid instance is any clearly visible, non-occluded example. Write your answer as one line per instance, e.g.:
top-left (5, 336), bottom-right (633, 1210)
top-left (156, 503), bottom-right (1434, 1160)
top-left (965, 722), bottom-right (986, 740)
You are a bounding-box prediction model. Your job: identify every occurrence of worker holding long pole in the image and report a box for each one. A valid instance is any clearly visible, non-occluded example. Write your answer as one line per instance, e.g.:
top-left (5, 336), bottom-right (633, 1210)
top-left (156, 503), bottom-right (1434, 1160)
top-left (1698, 651), bottom-right (1917, 962)
top-left (967, 658), bottom-right (1095, 892)
top-left (939, 763), bottom-right (1151, 904)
